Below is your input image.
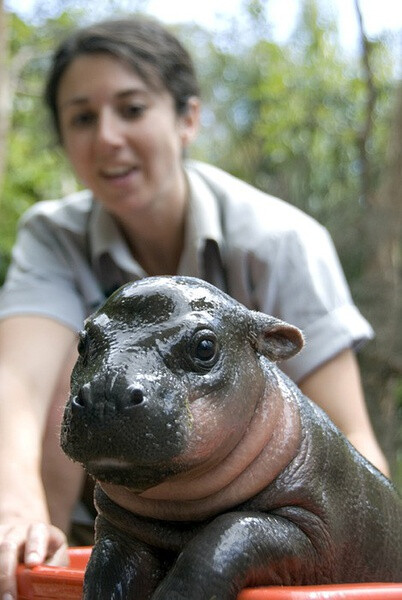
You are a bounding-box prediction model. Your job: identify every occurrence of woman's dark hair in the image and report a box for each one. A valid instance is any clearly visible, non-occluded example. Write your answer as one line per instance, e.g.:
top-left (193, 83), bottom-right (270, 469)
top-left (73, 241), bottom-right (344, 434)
top-left (44, 16), bottom-right (200, 140)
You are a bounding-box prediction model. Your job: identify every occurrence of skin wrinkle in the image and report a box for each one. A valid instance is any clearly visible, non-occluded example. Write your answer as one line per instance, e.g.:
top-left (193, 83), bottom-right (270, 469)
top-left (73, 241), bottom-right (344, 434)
top-left (100, 377), bottom-right (303, 521)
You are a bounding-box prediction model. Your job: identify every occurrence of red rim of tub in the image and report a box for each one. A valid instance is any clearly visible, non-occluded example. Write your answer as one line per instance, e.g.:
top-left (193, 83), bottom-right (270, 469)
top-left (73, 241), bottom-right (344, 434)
top-left (16, 547), bottom-right (402, 600)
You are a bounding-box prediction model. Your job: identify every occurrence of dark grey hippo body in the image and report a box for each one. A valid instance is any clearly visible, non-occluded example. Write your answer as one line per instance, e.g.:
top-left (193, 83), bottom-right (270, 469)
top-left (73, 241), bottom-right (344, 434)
top-left (61, 276), bottom-right (402, 599)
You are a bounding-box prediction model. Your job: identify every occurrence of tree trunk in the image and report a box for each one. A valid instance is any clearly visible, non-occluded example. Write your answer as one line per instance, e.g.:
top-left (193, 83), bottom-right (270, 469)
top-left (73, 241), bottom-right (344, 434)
top-left (353, 0), bottom-right (377, 206)
top-left (352, 0), bottom-right (401, 484)
top-left (0, 0), bottom-right (10, 198)
top-left (358, 83), bottom-right (402, 479)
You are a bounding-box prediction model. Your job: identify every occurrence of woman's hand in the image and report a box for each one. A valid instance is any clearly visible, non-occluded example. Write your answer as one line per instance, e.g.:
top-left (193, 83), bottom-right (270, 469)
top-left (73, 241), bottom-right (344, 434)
top-left (0, 519), bottom-right (68, 600)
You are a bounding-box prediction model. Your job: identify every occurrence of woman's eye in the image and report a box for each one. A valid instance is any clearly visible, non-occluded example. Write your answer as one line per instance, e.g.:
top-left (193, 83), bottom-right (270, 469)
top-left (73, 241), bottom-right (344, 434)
top-left (121, 104), bottom-right (146, 120)
top-left (70, 112), bottom-right (96, 128)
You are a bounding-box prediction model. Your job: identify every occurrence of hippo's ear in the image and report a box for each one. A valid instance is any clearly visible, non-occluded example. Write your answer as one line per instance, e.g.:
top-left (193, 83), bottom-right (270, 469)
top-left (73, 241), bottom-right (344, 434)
top-left (249, 312), bottom-right (304, 361)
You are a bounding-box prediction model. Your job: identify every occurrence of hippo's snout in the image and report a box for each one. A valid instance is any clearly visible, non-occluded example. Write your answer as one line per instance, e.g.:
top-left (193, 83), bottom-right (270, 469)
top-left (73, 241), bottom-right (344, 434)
top-left (71, 377), bottom-right (146, 417)
top-left (61, 358), bottom-right (194, 489)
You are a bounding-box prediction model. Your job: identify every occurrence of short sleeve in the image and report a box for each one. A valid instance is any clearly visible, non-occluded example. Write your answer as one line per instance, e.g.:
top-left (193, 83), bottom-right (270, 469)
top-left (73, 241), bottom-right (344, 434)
top-left (184, 160), bottom-right (374, 383)
top-left (256, 223), bottom-right (374, 382)
top-left (0, 209), bottom-right (104, 331)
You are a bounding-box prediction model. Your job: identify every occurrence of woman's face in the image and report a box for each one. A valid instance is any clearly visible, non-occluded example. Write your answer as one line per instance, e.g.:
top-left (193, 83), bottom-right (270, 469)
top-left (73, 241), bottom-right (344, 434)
top-left (57, 53), bottom-right (199, 220)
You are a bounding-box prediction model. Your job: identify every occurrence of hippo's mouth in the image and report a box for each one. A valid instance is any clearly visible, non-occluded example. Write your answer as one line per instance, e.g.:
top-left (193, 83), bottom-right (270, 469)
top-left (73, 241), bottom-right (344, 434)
top-left (88, 458), bottom-right (135, 470)
top-left (86, 458), bottom-right (140, 483)
top-left (85, 457), bottom-right (184, 490)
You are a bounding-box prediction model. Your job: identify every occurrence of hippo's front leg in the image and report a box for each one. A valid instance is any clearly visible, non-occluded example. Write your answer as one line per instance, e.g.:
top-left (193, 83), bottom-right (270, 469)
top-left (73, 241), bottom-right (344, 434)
top-left (151, 511), bottom-right (321, 600)
top-left (83, 516), bottom-right (166, 600)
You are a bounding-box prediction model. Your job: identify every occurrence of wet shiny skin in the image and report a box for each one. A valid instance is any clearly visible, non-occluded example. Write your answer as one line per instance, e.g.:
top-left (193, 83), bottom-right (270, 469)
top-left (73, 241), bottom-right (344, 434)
top-left (61, 276), bottom-right (402, 600)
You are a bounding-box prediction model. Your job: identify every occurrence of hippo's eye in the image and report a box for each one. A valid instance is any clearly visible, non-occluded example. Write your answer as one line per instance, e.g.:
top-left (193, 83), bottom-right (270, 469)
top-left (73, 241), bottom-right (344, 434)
top-left (196, 338), bottom-right (216, 361)
top-left (77, 330), bottom-right (89, 365)
top-left (189, 330), bottom-right (219, 371)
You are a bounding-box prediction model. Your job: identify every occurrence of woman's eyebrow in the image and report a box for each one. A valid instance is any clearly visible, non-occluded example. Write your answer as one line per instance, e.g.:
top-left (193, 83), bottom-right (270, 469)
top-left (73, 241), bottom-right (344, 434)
top-left (60, 88), bottom-right (149, 109)
top-left (60, 96), bottom-right (89, 109)
top-left (115, 88), bottom-right (150, 101)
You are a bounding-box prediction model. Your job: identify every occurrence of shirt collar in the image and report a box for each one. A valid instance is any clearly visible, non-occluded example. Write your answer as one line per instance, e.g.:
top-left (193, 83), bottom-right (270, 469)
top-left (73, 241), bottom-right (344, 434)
top-left (88, 201), bottom-right (146, 277)
top-left (184, 164), bottom-right (224, 248)
top-left (87, 162), bottom-right (225, 277)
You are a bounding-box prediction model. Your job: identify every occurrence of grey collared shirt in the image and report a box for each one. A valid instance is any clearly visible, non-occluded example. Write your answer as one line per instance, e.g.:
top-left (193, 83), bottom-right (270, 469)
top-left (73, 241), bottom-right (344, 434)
top-left (0, 160), bottom-right (373, 382)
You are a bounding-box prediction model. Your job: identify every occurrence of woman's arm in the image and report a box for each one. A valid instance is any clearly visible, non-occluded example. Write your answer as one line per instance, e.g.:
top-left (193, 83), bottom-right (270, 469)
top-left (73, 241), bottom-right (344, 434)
top-left (299, 348), bottom-right (390, 477)
top-left (0, 316), bottom-right (77, 600)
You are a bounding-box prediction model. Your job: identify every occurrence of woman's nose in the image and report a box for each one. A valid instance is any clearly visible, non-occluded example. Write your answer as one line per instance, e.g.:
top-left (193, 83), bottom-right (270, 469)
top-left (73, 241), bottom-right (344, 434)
top-left (95, 109), bottom-right (124, 149)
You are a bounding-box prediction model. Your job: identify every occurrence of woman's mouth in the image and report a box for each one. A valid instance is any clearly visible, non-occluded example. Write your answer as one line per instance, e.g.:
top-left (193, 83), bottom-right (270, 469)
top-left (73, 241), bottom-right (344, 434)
top-left (101, 165), bottom-right (137, 179)
top-left (99, 165), bottom-right (141, 188)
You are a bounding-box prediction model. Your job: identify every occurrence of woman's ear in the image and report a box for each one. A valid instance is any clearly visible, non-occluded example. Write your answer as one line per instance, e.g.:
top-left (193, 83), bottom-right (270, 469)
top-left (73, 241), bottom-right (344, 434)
top-left (179, 96), bottom-right (201, 147)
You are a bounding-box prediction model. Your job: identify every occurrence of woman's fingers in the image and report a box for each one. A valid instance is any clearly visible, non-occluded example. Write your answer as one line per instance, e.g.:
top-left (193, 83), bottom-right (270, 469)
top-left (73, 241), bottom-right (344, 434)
top-left (0, 522), bottom-right (68, 600)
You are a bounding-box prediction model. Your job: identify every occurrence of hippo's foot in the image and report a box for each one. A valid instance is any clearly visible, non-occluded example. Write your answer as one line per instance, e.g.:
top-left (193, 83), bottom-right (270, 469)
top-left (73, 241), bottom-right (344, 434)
top-left (150, 511), bottom-right (320, 600)
top-left (83, 516), bottom-right (166, 600)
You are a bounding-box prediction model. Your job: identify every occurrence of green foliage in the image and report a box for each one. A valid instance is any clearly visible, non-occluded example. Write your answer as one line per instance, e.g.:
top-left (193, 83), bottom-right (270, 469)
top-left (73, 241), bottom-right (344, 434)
top-left (1, 11), bottom-right (80, 280)
top-left (1, 1), bottom-right (398, 289)
top-left (187, 0), bottom-right (397, 287)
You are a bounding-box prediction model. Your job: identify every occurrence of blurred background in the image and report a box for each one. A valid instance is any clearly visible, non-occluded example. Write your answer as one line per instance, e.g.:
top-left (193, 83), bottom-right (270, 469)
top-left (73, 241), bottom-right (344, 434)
top-left (0, 0), bottom-right (401, 488)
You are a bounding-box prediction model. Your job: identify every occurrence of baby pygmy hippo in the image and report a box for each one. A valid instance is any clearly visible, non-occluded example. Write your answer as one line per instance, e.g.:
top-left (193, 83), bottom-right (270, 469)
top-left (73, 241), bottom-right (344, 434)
top-left (61, 276), bottom-right (402, 599)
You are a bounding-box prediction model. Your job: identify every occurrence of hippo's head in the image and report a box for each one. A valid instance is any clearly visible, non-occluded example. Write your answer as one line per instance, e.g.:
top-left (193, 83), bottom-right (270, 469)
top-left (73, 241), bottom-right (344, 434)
top-left (61, 276), bottom-right (303, 492)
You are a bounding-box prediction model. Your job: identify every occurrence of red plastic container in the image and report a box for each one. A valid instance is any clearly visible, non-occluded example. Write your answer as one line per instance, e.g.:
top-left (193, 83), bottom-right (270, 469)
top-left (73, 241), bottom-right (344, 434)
top-left (17, 548), bottom-right (88, 600)
top-left (17, 547), bottom-right (402, 600)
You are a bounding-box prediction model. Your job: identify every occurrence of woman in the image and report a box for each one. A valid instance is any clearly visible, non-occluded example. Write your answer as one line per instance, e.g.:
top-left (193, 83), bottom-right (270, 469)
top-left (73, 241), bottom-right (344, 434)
top-left (0, 16), bottom-right (388, 600)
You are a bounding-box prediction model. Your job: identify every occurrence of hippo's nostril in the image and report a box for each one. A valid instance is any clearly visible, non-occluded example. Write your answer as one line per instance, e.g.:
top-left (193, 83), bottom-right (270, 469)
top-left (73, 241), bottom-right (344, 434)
top-left (129, 387), bottom-right (144, 407)
top-left (71, 386), bottom-right (91, 411)
top-left (71, 395), bottom-right (85, 412)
